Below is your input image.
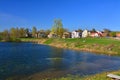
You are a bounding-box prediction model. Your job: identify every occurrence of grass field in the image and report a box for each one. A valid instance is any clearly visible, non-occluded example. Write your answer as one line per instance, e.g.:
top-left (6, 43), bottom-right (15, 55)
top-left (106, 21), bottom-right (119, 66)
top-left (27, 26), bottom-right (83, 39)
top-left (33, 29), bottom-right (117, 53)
top-left (43, 37), bottom-right (120, 56)
top-left (20, 37), bottom-right (120, 56)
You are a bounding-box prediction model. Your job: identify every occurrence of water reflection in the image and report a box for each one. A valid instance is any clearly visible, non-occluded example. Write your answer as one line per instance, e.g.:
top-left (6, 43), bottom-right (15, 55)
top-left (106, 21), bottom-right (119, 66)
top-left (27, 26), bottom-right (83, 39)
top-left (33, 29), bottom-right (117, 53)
top-left (47, 47), bottom-right (68, 70)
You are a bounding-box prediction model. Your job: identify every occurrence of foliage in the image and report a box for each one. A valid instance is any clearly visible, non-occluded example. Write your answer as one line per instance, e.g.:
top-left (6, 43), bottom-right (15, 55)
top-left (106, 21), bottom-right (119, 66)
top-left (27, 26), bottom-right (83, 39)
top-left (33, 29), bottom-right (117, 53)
top-left (109, 32), bottom-right (116, 37)
top-left (32, 26), bottom-right (37, 37)
top-left (45, 29), bottom-right (51, 35)
top-left (91, 28), bottom-right (96, 33)
top-left (51, 19), bottom-right (65, 38)
top-left (2, 30), bottom-right (10, 41)
top-left (10, 27), bottom-right (19, 40)
top-left (77, 29), bottom-right (83, 32)
top-left (0, 32), bottom-right (2, 41)
top-left (103, 29), bottom-right (111, 37)
top-left (25, 28), bottom-right (32, 37)
top-left (19, 28), bottom-right (26, 38)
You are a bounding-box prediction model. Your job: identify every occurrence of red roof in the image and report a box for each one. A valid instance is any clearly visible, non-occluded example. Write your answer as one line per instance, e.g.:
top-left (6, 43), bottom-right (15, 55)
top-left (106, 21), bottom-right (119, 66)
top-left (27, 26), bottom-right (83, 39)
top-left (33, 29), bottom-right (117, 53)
top-left (116, 33), bottom-right (120, 37)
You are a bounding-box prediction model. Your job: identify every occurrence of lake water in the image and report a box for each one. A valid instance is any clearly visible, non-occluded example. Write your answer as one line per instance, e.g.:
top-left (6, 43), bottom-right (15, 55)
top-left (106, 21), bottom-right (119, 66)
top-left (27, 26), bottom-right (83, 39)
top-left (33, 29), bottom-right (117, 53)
top-left (0, 42), bottom-right (120, 80)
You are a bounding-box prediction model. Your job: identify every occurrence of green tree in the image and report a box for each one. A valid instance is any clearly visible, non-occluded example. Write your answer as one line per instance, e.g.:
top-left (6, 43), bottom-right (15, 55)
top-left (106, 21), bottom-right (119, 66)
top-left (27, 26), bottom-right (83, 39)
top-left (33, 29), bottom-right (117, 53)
top-left (19, 28), bottom-right (26, 38)
top-left (2, 30), bottom-right (10, 41)
top-left (45, 29), bottom-right (51, 36)
top-left (103, 29), bottom-right (111, 36)
top-left (25, 28), bottom-right (31, 37)
top-left (77, 29), bottom-right (83, 32)
top-left (109, 32), bottom-right (116, 37)
top-left (0, 32), bottom-right (2, 41)
top-left (16, 27), bottom-right (20, 38)
top-left (32, 26), bottom-right (37, 38)
top-left (10, 27), bottom-right (18, 40)
top-left (51, 19), bottom-right (64, 38)
top-left (91, 28), bottom-right (96, 33)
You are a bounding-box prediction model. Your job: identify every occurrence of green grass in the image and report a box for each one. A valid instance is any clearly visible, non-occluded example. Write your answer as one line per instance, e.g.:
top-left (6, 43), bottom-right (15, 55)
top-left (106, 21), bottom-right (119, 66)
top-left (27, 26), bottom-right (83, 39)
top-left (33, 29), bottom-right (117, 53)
top-left (20, 38), bottom-right (39, 41)
top-left (61, 38), bottom-right (120, 55)
top-left (20, 37), bottom-right (120, 56)
top-left (44, 38), bottom-right (54, 44)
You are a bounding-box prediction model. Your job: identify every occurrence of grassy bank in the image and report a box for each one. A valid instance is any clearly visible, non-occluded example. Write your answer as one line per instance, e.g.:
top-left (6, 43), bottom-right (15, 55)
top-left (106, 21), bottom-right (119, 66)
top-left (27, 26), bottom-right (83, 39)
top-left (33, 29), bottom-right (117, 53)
top-left (50, 70), bottom-right (120, 80)
top-left (6, 70), bottom-right (120, 80)
top-left (21, 37), bottom-right (120, 56)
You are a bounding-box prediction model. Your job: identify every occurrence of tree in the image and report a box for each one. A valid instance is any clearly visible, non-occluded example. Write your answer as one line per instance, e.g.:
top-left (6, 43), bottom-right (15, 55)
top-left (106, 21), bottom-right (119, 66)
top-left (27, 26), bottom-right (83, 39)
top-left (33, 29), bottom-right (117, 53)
top-left (109, 32), bottom-right (116, 37)
top-left (32, 26), bottom-right (37, 38)
top-left (19, 28), bottom-right (26, 38)
top-left (91, 28), bottom-right (96, 33)
top-left (2, 30), bottom-right (10, 41)
top-left (51, 19), bottom-right (64, 38)
top-left (45, 29), bottom-right (51, 36)
top-left (0, 32), bottom-right (2, 41)
top-left (77, 29), bottom-right (83, 32)
top-left (103, 29), bottom-right (111, 37)
top-left (16, 27), bottom-right (20, 38)
top-left (10, 27), bottom-right (18, 40)
top-left (25, 28), bottom-right (31, 37)
top-left (104, 29), bottom-right (111, 33)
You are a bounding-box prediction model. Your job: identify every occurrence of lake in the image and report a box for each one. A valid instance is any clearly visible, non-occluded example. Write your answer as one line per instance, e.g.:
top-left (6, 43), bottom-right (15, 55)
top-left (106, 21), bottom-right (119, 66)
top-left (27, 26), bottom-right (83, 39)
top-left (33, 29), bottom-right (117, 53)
top-left (0, 42), bottom-right (120, 80)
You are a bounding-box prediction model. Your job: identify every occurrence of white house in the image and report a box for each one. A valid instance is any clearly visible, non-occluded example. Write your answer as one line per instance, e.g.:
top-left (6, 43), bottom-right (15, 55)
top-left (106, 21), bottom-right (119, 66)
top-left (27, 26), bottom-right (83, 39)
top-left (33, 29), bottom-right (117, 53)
top-left (82, 30), bottom-right (89, 38)
top-left (71, 30), bottom-right (81, 38)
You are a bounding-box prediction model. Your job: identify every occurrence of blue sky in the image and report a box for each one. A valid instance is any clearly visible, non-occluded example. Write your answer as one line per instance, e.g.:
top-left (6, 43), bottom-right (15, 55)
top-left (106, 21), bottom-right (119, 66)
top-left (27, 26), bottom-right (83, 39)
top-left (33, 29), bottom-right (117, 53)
top-left (0, 0), bottom-right (120, 31)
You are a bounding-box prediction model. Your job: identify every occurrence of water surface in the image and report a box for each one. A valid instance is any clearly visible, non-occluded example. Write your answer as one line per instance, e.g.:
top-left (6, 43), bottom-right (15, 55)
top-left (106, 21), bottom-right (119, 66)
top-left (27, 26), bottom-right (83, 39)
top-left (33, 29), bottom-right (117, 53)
top-left (0, 42), bottom-right (120, 80)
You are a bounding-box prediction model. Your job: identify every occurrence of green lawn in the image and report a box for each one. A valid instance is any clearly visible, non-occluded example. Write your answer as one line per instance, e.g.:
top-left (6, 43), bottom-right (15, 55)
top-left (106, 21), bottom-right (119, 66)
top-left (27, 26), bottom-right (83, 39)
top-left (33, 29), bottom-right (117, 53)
top-left (20, 37), bottom-right (120, 56)
top-left (43, 37), bottom-right (120, 56)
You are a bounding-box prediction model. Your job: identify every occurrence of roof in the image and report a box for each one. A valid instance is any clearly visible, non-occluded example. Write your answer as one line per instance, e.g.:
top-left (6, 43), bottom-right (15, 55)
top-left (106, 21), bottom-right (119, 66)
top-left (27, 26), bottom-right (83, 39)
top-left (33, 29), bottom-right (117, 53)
top-left (116, 33), bottom-right (120, 37)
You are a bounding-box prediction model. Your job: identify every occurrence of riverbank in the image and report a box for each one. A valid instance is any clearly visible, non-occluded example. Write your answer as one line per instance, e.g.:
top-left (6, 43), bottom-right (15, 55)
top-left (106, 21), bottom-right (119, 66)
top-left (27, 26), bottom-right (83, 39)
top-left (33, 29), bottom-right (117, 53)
top-left (51, 70), bottom-right (120, 80)
top-left (20, 37), bottom-right (120, 56)
top-left (6, 69), bottom-right (120, 80)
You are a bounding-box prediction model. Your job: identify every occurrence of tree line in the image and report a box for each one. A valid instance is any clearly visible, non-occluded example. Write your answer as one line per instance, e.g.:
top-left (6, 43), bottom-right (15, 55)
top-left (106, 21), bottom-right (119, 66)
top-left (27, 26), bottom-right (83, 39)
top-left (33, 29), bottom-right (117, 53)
top-left (0, 19), bottom-right (119, 42)
top-left (0, 19), bottom-right (66, 41)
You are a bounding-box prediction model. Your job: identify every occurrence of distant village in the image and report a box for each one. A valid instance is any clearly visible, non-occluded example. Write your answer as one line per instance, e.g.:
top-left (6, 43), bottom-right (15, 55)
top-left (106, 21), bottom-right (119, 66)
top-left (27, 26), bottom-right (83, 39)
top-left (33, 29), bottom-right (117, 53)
top-left (34, 29), bottom-right (120, 39)
top-left (0, 19), bottom-right (120, 41)
top-left (0, 27), bottom-right (120, 42)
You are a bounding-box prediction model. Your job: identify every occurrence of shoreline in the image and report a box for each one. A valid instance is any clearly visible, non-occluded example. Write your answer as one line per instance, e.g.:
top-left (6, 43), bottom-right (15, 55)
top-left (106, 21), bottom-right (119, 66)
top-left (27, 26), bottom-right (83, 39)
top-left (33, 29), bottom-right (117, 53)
top-left (20, 38), bottom-right (119, 56)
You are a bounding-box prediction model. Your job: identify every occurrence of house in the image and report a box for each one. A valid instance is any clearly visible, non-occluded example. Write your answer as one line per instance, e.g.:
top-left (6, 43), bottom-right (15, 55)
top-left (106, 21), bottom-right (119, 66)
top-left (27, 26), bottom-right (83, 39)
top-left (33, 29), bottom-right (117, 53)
top-left (89, 31), bottom-right (102, 37)
top-left (71, 30), bottom-right (82, 38)
top-left (35, 31), bottom-right (47, 38)
top-left (101, 32), bottom-right (108, 37)
top-left (62, 32), bottom-right (71, 38)
top-left (38, 32), bottom-right (47, 38)
top-left (82, 30), bottom-right (89, 38)
top-left (48, 32), bottom-right (57, 38)
top-left (25, 33), bottom-right (32, 38)
top-left (89, 32), bottom-right (99, 37)
top-left (116, 33), bottom-right (120, 38)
